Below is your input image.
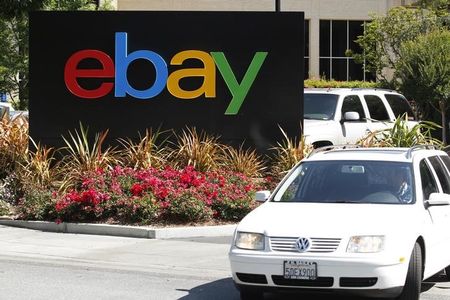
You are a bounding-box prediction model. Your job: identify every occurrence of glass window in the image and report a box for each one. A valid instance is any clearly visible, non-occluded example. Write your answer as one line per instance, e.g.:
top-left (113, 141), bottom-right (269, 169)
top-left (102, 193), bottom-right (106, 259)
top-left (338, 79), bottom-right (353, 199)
top-left (331, 58), bottom-right (347, 81)
top-left (319, 58), bottom-right (330, 79)
top-left (319, 20), bottom-right (371, 81)
top-left (320, 20), bottom-right (330, 57)
top-left (349, 59), bottom-right (364, 81)
top-left (272, 160), bottom-right (414, 204)
top-left (429, 156), bottom-right (450, 194)
top-left (342, 95), bottom-right (366, 120)
top-left (332, 20), bottom-right (347, 57)
top-left (420, 160), bottom-right (439, 200)
top-left (385, 94), bottom-right (416, 120)
top-left (440, 155), bottom-right (450, 173)
top-left (304, 93), bottom-right (339, 120)
top-left (364, 95), bottom-right (390, 121)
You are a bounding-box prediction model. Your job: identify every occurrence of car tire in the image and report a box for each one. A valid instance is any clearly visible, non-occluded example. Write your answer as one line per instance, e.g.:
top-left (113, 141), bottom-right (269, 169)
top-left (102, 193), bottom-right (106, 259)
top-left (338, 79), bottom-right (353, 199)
top-left (397, 243), bottom-right (422, 300)
top-left (239, 286), bottom-right (263, 300)
top-left (445, 266), bottom-right (450, 281)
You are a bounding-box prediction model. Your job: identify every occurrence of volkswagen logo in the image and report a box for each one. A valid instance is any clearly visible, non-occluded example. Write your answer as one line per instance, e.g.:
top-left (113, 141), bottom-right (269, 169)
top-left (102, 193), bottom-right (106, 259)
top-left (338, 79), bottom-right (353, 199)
top-left (295, 237), bottom-right (311, 252)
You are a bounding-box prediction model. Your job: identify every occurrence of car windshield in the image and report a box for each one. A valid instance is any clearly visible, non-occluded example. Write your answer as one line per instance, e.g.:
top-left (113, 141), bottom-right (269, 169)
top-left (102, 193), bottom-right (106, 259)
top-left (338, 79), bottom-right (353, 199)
top-left (304, 93), bottom-right (338, 120)
top-left (272, 160), bottom-right (414, 204)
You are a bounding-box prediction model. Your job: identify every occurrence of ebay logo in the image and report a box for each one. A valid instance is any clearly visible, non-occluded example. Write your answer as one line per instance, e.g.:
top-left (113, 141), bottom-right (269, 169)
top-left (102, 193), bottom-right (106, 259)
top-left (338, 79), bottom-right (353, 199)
top-left (64, 32), bottom-right (268, 115)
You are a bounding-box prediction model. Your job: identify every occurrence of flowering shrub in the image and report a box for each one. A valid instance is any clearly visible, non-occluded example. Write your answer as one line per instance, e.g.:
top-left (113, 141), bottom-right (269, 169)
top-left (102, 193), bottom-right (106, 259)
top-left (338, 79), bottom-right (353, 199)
top-left (52, 166), bottom-right (259, 224)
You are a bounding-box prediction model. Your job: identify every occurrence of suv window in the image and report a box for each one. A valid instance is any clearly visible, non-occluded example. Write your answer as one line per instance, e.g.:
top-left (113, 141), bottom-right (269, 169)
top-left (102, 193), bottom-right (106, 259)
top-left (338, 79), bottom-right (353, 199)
top-left (341, 95), bottom-right (366, 121)
top-left (429, 156), bottom-right (450, 194)
top-left (304, 94), bottom-right (339, 120)
top-left (364, 95), bottom-right (390, 121)
top-left (385, 94), bottom-right (416, 120)
top-left (420, 159), bottom-right (439, 200)
top-left (439, 155), bottom-right (450, 173)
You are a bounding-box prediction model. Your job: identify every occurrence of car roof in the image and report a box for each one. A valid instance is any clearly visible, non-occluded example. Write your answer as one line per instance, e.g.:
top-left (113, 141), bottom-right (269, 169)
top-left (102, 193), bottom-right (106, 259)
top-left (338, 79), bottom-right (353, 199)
top-left (304, 146), bottom-right (447, 163)
top-left (304, 88), bottom-right (400, 95)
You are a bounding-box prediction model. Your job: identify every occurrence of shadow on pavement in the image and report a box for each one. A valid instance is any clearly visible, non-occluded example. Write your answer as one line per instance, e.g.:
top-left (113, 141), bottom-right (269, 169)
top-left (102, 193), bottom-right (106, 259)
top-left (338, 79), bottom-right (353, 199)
top-left (178, 275), bottom-right (448, 300)
top-left (177, 277), bottom-right (239, 300)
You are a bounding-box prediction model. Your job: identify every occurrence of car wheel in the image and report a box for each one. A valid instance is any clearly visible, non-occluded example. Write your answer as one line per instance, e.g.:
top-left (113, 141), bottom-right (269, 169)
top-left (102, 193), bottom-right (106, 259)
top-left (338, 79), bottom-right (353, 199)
top-left (445, 266), bottom-right (450, 281)
top-left (397, 243), bottom-right (422, 300)
top-left (239, 286), bottom-right (264, 300)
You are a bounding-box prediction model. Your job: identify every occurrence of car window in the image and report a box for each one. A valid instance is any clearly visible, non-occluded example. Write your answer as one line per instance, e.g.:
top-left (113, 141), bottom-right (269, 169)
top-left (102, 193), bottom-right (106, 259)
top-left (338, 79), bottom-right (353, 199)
top-left (304, 93), bottom-right (338, 120)
top-left (428, 156), bottom-right (450, 194)
top-left (385, 94), bottom-right (416, 120)
top-left (272, 160), bottom-right (414, 204)
top-left (364, 95), bottom-right (390, 121)
top-left (341, 95), bottom-right (366, 121)
top-left (439, 155), bottom-right (450, 173)
top-left (420, 159), bottom-right (439, 200)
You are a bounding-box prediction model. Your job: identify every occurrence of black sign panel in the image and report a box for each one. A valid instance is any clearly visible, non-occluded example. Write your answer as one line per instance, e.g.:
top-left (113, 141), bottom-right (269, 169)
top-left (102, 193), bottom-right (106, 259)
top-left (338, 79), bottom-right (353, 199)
top-left (29, 11), bottom-right (304, 151)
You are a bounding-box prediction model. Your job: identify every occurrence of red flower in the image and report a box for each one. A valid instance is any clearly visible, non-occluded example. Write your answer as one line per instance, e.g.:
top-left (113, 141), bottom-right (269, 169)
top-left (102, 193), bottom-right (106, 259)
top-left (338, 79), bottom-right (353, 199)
top-left (130, 183), bottom-right (144, 196)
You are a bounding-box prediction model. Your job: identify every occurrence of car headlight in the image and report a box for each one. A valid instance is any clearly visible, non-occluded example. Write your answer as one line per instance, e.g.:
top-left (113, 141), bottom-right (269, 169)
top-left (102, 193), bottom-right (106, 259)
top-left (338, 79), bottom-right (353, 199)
top-left (347, 236), bottom-right (385, 253)
top-left (235, 232), bottom-right (265, 250)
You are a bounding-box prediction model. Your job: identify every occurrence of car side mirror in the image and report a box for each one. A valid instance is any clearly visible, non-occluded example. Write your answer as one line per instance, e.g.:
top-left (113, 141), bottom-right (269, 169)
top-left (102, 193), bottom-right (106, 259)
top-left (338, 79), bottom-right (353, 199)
top-left (426, 193), bottom-right (450, 208)
top-left (342, 111), bottom-right (360, 122)
top-left (255, 190), bottom-right (271, 202)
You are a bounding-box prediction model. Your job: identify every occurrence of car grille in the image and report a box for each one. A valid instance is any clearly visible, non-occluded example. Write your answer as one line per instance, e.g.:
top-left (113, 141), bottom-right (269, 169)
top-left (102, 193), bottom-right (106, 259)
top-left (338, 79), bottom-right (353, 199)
top-left (272, 275), bottom-right (334, 287)
top-left (269, 237), bottom-right (341, 253)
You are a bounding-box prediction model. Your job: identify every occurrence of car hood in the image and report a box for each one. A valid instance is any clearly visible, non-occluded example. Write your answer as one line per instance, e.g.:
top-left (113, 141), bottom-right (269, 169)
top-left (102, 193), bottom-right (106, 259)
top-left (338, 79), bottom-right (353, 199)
top-left (303, 119), bottom-right (336, 134)
top-left (237, 202), bottom-right (419, 238)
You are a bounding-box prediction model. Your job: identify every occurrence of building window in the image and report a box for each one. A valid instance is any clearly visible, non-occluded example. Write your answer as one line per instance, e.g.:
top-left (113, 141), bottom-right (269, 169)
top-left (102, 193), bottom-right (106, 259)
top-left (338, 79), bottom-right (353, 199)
top-left (319, 20), bottom-right (374, 81)
top-left (304, 19), bottom-right (310, 79)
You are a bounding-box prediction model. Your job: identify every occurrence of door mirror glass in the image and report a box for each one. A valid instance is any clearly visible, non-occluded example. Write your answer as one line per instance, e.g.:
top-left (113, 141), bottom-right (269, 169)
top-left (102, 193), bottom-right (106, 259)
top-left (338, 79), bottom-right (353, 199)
top-left (426, 193), bottom-right (450, 207)
top-left (343, 111), bottom-right (360, 121)
top-left (255, 190), bottom-right (271, 202)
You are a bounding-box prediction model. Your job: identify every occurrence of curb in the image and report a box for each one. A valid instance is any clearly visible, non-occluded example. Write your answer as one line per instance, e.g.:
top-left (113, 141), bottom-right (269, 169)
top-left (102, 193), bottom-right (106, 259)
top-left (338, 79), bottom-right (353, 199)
top-left (0, 219), bottom-right (236, 239)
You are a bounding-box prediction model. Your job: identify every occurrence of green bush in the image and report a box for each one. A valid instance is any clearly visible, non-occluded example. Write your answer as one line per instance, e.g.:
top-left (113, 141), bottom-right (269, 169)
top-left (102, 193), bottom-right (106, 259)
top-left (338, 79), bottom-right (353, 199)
top-left (0, 199), bottom-right (11, 215)
top-left (212, 198), bottom-right (255, 221)
top-left (110, 193), bottom-right (160, 225)
top-left (304, 79), bottom-right (379, 89)
top-left (17, 187), bottom-right (55, 220)
top-left (165, 192), bottom-right (213, 223)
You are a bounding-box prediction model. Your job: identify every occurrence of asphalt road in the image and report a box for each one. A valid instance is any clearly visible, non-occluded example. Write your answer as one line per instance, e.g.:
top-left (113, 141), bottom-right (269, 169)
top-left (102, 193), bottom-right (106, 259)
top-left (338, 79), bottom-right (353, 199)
top-left (0, 226), bottom-right (449, 300)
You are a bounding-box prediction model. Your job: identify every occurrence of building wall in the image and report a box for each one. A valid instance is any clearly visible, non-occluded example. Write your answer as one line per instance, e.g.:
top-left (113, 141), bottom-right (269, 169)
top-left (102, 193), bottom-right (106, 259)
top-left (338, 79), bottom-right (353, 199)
top-left (112, 0), bottom-right (415, 80)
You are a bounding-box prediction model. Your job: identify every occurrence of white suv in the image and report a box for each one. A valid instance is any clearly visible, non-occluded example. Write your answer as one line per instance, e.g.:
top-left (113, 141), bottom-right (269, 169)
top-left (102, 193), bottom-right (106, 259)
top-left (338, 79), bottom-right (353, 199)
top-left (229, 146), bottom-right (450, 300)
top-left (304, 89), bottom-right (417, 148)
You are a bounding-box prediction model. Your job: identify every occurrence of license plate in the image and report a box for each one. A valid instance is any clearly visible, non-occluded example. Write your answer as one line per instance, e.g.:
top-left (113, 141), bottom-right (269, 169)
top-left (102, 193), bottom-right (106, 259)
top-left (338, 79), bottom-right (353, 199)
top-left (284, 260), bottom-right (317, 280)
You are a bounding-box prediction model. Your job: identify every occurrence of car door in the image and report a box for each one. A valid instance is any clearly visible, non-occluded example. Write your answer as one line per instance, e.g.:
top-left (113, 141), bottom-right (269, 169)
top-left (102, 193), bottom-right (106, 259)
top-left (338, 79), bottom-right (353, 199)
top-left (339, 95), bottom-right (370, 143)
top-left (421, 157), bottom-right (450, 272)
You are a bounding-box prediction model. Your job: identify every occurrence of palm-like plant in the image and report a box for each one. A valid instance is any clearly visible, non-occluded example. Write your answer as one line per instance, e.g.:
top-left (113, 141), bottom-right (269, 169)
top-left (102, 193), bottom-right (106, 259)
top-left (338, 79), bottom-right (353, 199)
top-left (59, 123), bottom-right (118, 190)
top-left (220, 144), bottom-right (266, 178)
top-left (18, 139), bottom-right (58, 189)
top-left (358, 113), bottom-right (443, 148)
top-left (0, 117), bottom-right (28, 178)
top-left (169, 127), bottom-right (223, 172)
top-left (118, 128), bottom-right (168, 170)
top-left (270, 126), bottom-right (313, 180)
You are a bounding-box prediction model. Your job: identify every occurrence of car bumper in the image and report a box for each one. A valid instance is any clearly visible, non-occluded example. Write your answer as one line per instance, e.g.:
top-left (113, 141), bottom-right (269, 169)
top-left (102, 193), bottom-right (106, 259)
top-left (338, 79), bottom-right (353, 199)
top-left (229, 249), bottom-right (409, 298)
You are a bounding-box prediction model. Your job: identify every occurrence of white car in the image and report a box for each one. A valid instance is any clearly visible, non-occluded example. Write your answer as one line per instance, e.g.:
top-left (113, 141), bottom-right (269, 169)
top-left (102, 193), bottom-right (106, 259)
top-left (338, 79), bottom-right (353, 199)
top-left (304, 89), bottom-right (417, 148)
top-left (229, 146), bottom-right (450, 300)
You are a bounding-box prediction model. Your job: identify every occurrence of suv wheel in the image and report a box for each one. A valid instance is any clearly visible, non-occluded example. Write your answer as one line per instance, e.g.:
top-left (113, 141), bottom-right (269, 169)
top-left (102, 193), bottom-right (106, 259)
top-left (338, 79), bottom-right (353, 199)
top-left (397, 243), bottom-right (422, 300)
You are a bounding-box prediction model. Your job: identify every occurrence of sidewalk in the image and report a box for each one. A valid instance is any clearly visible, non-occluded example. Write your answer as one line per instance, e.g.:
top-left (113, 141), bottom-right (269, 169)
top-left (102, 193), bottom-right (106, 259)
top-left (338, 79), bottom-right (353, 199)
top-left (0, 218), bottom-right (236, 239)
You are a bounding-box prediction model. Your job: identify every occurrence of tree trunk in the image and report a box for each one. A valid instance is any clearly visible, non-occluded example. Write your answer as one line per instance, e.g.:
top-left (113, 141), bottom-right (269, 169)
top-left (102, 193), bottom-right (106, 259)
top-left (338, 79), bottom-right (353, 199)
top-left (440, 101), bottom-right (447, 145)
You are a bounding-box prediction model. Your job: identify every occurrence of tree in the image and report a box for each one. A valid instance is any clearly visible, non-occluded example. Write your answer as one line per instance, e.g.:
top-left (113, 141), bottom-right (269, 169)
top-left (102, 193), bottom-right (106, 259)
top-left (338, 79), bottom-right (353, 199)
top-left (0, 0), bottom-right (112, 110)
top-left (396, 30), bottom-right (450, 144)
top-left (354, 6), bottom-right (442, 86)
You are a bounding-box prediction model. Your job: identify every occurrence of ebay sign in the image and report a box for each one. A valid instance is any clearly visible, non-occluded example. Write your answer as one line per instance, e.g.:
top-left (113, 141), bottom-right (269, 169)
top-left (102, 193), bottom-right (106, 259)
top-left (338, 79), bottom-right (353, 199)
top-left (64, 32), bottom-right (267, 115)
top-left (30, 11), bottom-right (304, 152)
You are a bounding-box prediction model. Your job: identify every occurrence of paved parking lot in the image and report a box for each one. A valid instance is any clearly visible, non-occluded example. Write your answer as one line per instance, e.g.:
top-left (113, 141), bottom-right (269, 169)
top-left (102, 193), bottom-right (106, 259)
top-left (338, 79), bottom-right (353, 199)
top-left (0, 226), bottom-right (449, 299)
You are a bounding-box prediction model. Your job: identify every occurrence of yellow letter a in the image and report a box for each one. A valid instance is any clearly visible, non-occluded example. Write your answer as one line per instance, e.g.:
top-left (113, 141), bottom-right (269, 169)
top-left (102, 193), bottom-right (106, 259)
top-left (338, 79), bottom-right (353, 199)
top-left (167, 50), bottom-right (215, 99)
